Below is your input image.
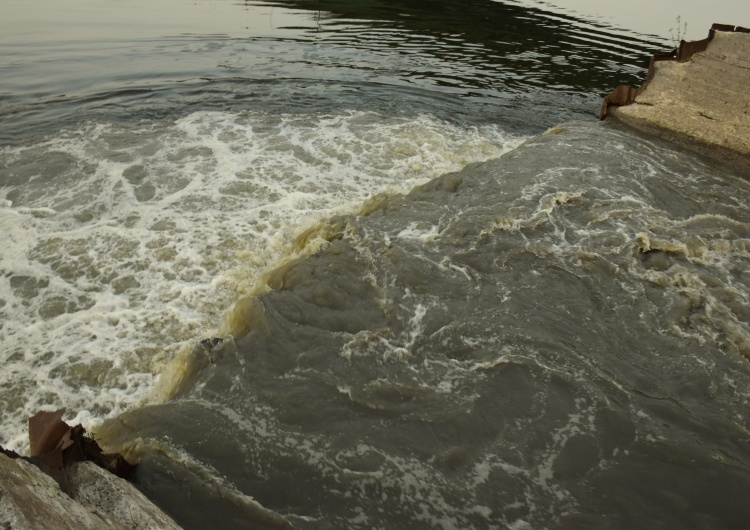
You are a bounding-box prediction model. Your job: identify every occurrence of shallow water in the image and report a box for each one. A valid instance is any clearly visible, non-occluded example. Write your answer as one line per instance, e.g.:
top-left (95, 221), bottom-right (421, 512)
top-left (2, 0), bottom-right (749, 528)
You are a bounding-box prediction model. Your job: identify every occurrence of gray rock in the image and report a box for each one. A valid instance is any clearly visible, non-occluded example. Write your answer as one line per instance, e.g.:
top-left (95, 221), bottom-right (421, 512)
top-left (67, 461), bottom-right (182, 530)
top-left (0, 453), bottom-right (182, 530)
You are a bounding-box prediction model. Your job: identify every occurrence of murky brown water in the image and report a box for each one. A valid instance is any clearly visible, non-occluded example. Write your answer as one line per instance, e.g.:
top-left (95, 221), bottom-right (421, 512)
top-left (2, 1), bottom-right (749, 528)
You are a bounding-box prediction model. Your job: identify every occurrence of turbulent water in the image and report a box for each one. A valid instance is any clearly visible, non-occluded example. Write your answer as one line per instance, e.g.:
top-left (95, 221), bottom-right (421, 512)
top-left (2, 0), bottom-right (750, 528)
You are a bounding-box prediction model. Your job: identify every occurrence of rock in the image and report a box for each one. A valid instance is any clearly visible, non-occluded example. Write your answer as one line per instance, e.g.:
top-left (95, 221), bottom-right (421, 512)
top-left (0, 453), bottom-right (182, 530)
top-left (27, 409), bottom-right (136, 479)
top-left (66, 461), bottom-right (183, 530)
top-left (598, 85), bottom-right (639, 120)
top-left (1, 452), bottom-right (106, 530)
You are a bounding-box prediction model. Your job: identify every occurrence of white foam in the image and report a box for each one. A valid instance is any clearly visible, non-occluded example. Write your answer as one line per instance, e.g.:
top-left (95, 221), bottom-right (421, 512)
top-left (396, 223), bottom-right (441, 242)
top-left (0, 109), bottom-right (520, 452)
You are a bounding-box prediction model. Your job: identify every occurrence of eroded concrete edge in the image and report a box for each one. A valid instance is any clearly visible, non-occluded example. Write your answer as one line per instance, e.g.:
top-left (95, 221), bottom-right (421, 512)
top-left (600, 24), bottom-right (750, 176)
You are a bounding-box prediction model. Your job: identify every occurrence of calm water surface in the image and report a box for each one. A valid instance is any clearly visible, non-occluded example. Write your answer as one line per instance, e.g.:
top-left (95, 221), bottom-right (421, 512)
top-left (1, 1), bottom-right (749, 528)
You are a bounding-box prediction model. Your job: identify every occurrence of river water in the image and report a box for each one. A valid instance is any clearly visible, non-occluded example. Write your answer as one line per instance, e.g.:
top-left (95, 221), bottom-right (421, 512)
top-left (2, 0), bottom-right (750, 528)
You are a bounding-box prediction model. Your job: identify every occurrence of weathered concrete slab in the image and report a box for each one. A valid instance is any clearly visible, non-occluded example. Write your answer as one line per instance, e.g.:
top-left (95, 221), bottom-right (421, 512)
top-left (604, 25), bottom-right (750, 175)
top-left (67, 461), bottom-right (183, 530)
top-left (1, 453), bottom-right (106, 530)
top-left (0, 453), bottom-right (182, 530)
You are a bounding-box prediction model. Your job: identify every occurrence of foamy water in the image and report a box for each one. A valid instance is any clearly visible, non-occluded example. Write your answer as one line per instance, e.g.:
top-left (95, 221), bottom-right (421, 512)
top-left (0, 109), bottom-right (523, 451)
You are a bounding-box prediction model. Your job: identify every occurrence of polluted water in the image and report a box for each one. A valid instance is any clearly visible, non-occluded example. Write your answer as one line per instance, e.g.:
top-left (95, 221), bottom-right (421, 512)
top-left (1, 0), bottom-right (749, 528)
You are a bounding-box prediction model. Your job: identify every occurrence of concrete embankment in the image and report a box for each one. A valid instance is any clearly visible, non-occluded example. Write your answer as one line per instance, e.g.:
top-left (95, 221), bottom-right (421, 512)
top-left (601, 24), bottom-right (750, 175)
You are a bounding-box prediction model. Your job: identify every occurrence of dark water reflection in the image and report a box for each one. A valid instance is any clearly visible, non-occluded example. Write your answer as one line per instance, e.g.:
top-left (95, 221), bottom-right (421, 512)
top-left (0, 0), bottom-right (669, 143)
top-left (262, 0), bottom-right (664, 91)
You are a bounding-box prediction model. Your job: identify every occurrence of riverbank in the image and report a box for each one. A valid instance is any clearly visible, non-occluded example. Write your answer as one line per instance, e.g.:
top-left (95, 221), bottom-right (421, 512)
top-left (601, 24), bottom-right (750, 175)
